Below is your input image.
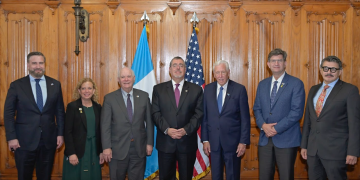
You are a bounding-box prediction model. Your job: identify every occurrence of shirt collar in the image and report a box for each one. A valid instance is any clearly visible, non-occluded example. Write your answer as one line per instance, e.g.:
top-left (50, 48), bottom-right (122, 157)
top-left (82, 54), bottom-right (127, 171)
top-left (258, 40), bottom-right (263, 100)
top-left (29, 74), bottom-right (45, 81)
top-left (322, 78), bottom-right (339, 88)
top-left (271, 71), bottom-right (286, 84)
top-left (121, 88), bottom-right (133, 97)
top-left (217, 80), bottom-right (229, 90)
top-left (172, 79), bottom-right (184, 87)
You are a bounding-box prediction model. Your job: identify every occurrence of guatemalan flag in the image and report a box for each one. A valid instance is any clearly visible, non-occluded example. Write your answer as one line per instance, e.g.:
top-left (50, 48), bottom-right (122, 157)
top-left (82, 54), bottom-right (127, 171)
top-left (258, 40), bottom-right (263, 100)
top-left (130, 26), bottom-right (158, 180)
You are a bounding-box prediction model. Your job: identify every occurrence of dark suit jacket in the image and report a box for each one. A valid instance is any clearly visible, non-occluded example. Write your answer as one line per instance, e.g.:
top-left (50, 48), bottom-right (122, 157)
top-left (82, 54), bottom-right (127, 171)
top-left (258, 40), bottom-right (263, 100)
top-left (152, 80), bottom-right (203, 153)
top-left (253, 73), bottom-right (305, 148)
top-left (101, 88), bottom-right (154, 160)
top-left (201, 80), bottom-right (250, 152)
top-left (4, 75), bottom-right (65, 151)
top-left (64, 99), bottom-right (102, 158)
top-left (301, 80), bottom-right (360, 160)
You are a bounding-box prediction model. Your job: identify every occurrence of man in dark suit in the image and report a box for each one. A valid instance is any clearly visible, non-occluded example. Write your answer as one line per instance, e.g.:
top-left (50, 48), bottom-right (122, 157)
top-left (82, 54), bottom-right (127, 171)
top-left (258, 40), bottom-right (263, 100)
top-left (253, 48), bottom-right (305, 180)
top-left (201, 60), bottom-right (250, 180)
top-left (101, 67), bottom-right (154, 180)
top-left (301, 56), bottom-right (360, 180)
top-left (4, 51), bottom-right (65, 180)
top-left (152, 56), bottom-right (203, 180)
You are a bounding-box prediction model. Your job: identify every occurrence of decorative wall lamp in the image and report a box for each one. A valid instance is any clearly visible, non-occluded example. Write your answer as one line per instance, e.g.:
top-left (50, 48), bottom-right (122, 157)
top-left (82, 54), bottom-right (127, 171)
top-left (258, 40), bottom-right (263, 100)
top-left (73, 0), bottom-right (89, 55)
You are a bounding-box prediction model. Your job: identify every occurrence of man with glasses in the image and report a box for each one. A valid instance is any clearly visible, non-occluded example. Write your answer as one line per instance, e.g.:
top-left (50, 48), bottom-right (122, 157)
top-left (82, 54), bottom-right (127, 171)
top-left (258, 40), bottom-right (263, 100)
top-left (152, 56), bottom-right (203, 180)
top-left (301, 56), bottom-right (360, 180)
top-left (253, 48), bottom-right (305, 180)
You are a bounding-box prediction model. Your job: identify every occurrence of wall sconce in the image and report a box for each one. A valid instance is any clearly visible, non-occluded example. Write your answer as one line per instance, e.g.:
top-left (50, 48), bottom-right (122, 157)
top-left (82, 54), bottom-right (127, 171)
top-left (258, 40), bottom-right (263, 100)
top-left (73, 0), bottom-right (89, 55)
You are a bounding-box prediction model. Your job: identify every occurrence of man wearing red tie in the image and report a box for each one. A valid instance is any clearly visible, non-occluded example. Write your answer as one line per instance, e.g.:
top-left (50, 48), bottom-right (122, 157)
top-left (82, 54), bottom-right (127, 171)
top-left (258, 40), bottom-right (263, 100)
top-left (301, 56), bottom-right (360, 180)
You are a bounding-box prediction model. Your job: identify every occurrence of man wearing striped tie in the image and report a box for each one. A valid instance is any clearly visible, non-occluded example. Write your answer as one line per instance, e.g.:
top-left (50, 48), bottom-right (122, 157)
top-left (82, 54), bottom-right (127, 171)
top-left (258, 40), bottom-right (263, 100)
top-left (4, 52), bottom-right (65, 180)
top-left (301, 56), bottom-right (360, 180)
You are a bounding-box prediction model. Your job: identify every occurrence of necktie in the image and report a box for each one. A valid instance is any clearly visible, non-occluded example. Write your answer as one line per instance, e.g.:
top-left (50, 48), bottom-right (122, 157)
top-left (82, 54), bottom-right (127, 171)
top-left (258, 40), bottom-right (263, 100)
top-left (270, 81), bottom-right (278, 108)
top-left (175, 84), bottom-right (180, 107)
top-left (35, 79), bottom-right (43, 112)
top-left (127, 94), bottom-right (133, 123)
top-left (217, 86), bottom-right (224, 113)
top-left (315, 85), bottom-right (330, 117)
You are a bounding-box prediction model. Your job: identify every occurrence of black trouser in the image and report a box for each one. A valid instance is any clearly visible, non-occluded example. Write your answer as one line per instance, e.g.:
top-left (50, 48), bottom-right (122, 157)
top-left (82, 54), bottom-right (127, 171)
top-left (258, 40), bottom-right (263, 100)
top-left (158, 150), bottom-right (197, 180)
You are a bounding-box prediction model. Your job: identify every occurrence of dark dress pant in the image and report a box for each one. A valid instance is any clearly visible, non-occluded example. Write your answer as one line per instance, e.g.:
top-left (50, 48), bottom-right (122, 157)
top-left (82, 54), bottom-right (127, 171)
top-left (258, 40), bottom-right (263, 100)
top-left (158, 149), bottom-right (196, 180)
top-left (109, 141), bottom-right (146, 180)
top-left (258, 138), bottom-right (297, 180)
top-left (14, 139), bottom-right (56, 180)
top-left (210, 140), bottom-right (241, 180)
top-left (307, 154), bottom-right (347, 180)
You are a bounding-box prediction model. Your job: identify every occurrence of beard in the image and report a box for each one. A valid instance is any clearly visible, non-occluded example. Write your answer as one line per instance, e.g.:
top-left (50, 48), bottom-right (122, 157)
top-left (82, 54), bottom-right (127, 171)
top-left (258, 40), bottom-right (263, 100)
top-left (29, 69), bottom-right (45, 78)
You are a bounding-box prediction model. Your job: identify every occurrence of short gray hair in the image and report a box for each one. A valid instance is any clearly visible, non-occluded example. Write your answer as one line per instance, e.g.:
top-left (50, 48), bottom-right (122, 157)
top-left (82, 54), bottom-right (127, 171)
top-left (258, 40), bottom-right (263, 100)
top-left (213, 60), bottom-right (230, 72)
top-left (169, 56), bottom-right (185, 67)
top-left (118, 67), bottom-right (135, 78)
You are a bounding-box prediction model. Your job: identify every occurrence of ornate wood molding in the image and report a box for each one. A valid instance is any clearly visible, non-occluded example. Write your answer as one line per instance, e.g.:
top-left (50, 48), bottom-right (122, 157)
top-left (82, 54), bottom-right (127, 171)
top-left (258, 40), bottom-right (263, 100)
top-left (228, 1), bottom-right (243, 16)
top-left (289, 1), bottom-right (304, 16)
top-left (167, 1), bottom-right (182, 15)
top-left (184, 11), bottom-right (224, 23)
top-left (44, 0), bottom-right (60, 15)
top-left (306, 11), bottom-right (346, 23)
top-left (124, 11), bottom-right (164, 23)
top-left (245, 11), bottom-right (285, 23)
top-left (351, 1), bottom-right (360, 16)
top-left (3, 10), bottom-right (44, 22)
top-left (106, 1), bottom-right (120, 15)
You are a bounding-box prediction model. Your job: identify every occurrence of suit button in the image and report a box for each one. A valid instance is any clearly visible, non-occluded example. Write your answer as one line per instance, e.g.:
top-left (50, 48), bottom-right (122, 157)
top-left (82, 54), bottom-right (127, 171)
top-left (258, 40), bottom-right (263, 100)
top-left (218, 116), bottom-right (221, 118)
top-left (217, 128), bottom-right (219, 130)
top-left (316, 131), bottom-right (320, 134)
top-left (269, 113), bottom-right (272, 115)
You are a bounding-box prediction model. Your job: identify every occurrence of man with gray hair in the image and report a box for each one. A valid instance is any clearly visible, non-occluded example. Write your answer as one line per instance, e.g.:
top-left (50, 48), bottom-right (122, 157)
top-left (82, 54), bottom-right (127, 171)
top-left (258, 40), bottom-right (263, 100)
top-left (101, 67), bottom-right (154, 180)
top-left (301, 56), bottom-right (360, 180)
top-left (253, 48), bottom-right (305, 180)
top-left (201, 60), bottom-right (250, 180)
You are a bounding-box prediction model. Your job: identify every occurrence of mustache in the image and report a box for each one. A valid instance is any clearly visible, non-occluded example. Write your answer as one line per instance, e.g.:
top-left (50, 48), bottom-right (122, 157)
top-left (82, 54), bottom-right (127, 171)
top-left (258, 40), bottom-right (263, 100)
top-left (325, 74), bottom-right (334, 77)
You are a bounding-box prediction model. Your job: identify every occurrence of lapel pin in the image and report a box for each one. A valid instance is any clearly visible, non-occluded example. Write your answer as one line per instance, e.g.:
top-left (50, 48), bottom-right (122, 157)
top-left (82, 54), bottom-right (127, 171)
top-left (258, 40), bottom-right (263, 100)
top-left (136, 95), bottom-right (139, 98)
top-left (281, 83), bottom-right (285, 88)
top-left (227, 93), bottom-right (230, 96)
top-left (51, 83), bottom-right (54, 86)
top-left (79, 108), bottom-right (83, 113)
top-left (185, 90), bottom-right (188, 92)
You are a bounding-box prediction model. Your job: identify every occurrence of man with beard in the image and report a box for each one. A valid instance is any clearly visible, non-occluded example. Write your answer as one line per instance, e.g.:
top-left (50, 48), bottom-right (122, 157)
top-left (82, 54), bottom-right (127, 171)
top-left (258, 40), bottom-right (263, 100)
top-left (4, 52), bottom-right (65, 180)
top-left (152, 56), bottom-right (203, 180)
top-left (301, 56), bottom-right (360, 180)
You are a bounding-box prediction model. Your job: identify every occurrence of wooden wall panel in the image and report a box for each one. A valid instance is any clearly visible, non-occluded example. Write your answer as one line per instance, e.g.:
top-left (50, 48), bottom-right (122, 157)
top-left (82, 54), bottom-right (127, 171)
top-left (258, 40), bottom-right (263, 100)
top-left (1, 0), bottom-right (360, 179)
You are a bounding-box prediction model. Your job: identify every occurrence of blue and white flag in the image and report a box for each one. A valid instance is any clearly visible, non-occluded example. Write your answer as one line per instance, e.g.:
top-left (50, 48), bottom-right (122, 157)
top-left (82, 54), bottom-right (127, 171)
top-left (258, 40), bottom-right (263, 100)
top-left (131, 26), bottom-right (158, 180)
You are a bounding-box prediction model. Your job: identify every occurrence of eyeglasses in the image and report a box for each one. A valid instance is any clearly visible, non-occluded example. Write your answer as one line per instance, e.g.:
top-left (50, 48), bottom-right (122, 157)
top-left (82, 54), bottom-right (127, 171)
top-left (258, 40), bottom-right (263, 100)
top-left (171, 63), bottom-right (184, 68)
top-left (321, 66), bottom-right (340, 73)
top-left (269, 59), bottom-right (284, 63)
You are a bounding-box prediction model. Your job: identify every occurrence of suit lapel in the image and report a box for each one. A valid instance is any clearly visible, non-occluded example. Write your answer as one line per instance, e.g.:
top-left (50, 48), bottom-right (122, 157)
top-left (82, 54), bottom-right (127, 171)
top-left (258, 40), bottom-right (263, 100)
top-left (42, 76), bottom-right (53, 112)
top-left (166, 81), bottom-right (177, 110)
top-left (309, 84), bottom-right (322, 113)
top-left (132, 89), bottom-right (140, 123)
top-left (318, 80), bottom-right (343, 118)
top-left (177, 82), bottom-right (189, 112)
top-left (271, 73), bottom-right (289, 108)
top-left (264, 78), bottom-right (272, 109)
top-left (20, 76), bottom-right (39, 111)
top-left (76, 99), bottom-right (87, 129)
top-left (211, 82), bottom-right (220, 115)
top-left (115, 89), bottom-right (130, 121)
top-left (221, 80), bottom-right (233, 114)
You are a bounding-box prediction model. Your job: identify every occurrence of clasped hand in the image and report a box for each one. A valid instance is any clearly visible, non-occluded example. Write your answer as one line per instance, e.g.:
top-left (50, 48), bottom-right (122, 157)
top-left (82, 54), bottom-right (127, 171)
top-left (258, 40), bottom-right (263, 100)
top-left (262, 123), bottom-right (277, 137)
top-left (167, 128), bottom-right (186, 139)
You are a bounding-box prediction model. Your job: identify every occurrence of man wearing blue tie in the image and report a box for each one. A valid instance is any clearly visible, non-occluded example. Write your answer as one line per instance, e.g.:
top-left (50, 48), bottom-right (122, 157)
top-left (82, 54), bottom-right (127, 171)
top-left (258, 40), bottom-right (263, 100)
top-left (202, 60), bottom-right (250, 180)
top-left (253, 48), bottom-right (305, 180)
top-left (4, 52), bottom-right (65, 180)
